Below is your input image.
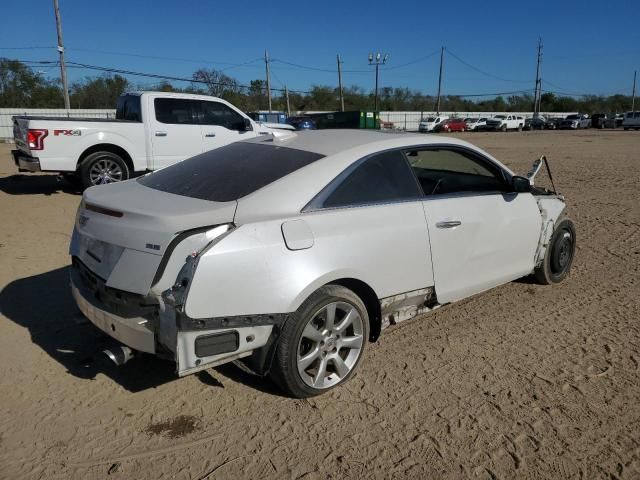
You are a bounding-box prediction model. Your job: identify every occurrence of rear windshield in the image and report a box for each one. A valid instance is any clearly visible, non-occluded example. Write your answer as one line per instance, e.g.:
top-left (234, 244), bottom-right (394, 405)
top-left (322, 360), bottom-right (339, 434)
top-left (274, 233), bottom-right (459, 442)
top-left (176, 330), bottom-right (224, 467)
top-left (138, 141), bottom-right (323, 202)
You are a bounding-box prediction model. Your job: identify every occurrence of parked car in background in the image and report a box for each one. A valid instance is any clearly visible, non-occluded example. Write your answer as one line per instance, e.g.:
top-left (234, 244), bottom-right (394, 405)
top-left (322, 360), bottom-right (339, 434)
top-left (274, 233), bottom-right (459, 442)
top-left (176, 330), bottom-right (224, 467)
top-left (465, 118), bottom-right (488, 131)
top-left (419, 115), bottom-right (449, 132)
top-left (622, 111), bottom-right (640, 130)
top-left (484, 114), bottom-right (525, 132)
top-left (591, 113), bottom-right (608, 129)
top-left (434, 118), bottom-right (467, 132)
top-left (559, 114), bottom-right (591, 129)
top-left (545, 118), bottom-right (562, 130)
top-left (287, 116), bottom-right (317, 130)
top-left (69, 130), bottom-right (574, 397)
top-left (11, 91), bottom-right (293, 189)
top-left (523, 116), bottom-right (548, 130)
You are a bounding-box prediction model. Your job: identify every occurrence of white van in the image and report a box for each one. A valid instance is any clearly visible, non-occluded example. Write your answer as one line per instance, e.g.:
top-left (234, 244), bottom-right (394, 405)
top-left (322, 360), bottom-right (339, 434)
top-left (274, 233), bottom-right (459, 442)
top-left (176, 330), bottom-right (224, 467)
top-left (418, 115), bottom-right (449, 132)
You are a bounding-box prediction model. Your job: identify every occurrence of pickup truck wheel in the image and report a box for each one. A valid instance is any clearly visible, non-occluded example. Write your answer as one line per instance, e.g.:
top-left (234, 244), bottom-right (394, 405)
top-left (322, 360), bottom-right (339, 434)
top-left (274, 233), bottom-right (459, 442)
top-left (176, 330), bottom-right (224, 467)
top-left (79, 151), bottom-right (129, 189)
top-left (517, 125), bottom-right (523, 132)
top-left (271, 285), bottom-right (369, 398)
top-left (501, 124), bottom-right (507, 132)
top-left (534, 217), bottom-right (576, 285)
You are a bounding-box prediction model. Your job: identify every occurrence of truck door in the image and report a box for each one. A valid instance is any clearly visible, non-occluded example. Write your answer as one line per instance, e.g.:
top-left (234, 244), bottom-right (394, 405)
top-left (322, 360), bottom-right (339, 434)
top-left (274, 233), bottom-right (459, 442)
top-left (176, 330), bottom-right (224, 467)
top-left (197, 100), bottom-right (253, 152)
top-left (149, 97), bottom-right (204, 170)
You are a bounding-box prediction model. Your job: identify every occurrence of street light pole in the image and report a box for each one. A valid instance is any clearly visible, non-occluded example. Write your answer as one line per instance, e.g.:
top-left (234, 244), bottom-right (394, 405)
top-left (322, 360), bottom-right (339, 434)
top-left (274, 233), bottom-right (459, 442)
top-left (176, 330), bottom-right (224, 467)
top-left (368, 52), bottom-right (388, 112)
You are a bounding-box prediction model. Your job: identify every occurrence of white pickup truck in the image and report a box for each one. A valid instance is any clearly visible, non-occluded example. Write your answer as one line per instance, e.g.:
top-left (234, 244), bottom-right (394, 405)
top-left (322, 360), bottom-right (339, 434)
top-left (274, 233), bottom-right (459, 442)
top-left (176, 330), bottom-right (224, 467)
top-left (12, 91), bottom-right (292, 188)
top-left (484, 114), bottom-right (525, 132)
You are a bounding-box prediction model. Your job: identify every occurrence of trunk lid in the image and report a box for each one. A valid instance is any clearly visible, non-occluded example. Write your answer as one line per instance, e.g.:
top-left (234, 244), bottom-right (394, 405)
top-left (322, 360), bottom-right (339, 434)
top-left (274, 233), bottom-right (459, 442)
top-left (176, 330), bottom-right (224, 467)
top-left (70, 180), bottom-right (237, 295)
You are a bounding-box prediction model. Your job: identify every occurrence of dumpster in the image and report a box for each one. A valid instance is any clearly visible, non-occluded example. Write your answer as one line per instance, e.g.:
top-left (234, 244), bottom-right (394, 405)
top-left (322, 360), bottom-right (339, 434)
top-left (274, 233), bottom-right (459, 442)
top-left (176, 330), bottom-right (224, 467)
top-left (308, 111), bottom-right (380, 129)
top-left (248, 111), bottom-right (288, 124)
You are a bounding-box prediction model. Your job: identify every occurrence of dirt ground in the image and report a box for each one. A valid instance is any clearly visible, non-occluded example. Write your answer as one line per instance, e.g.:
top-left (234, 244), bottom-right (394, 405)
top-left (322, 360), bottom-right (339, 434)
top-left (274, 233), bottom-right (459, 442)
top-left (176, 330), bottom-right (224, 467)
top-left (0, 130), bottom-right (639, 480)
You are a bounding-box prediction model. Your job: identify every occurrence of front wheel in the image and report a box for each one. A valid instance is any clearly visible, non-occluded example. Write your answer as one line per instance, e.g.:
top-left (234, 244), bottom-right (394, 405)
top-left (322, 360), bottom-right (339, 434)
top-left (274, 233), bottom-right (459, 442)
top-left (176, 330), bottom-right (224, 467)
top-left (79, 151), bottom-right (130, 189)
top-left (534, 217), bottom-right (576, 284)
top-left (270, 285), bottom-right (369, 398)
top-left (501, 124), bottom-right (507, 132)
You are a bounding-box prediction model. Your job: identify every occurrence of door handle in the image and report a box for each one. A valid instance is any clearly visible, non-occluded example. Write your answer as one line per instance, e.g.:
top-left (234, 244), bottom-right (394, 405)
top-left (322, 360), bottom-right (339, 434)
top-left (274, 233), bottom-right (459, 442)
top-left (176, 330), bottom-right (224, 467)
top-left (204, 132), bottom-right (216, 137)
top-left (436, 220), bottom-right (462, 229)
top-left (155, 131), bottom-right (167, 137)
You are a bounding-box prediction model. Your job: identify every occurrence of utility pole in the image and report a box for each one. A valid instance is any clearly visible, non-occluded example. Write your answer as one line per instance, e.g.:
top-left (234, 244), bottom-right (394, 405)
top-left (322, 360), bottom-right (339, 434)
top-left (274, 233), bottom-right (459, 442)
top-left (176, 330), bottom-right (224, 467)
top-left (53, 0), bottom-right (70, 110)
top-left (632, 70), bottom-right (637, 112)
top-left (337, 54), bottom-right (345, 112)
top-left (264, 49), bottom-right (272, 113)
top-left (368, 52), bottom-right (388, 112)
top-left (435, 46), bottom-right (445, 114)
top-left (285, 85), bottom-right (291, 117)
top-left (533, 37), bottom-right (543, 118)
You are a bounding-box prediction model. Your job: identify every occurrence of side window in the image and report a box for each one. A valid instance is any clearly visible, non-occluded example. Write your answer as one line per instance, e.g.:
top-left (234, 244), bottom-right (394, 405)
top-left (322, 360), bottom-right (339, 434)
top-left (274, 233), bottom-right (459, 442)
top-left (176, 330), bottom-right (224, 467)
top-left (405, 148), bottom-right (507, 196)
top-left (199, 101), bottom-right (246, 130)
top-left (322, 150), bottom-right (421, 208)
top-left (154, 98), bottom-right (198, 124)
top-left (116, 95), bottom-right (141, 122)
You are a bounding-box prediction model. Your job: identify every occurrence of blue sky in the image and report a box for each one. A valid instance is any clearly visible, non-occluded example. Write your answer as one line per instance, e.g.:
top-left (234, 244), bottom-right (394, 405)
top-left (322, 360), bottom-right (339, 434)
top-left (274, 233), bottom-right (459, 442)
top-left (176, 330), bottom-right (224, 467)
top-left (2, 0), bottom-right (639, 97)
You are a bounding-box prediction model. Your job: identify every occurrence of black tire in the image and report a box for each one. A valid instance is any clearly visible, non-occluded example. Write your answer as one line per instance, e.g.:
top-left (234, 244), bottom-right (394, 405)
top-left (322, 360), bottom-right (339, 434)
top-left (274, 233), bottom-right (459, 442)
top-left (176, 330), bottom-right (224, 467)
top-left (517, 124), bottom-right (523, 132)
top-left (270, 285), bottom-right (369, 398)
top-left (79, 151), bottom-right (130, 189)
top-left (534, 216), bottom-right (576, 285)
top-left (501, 124), bottom-right (507, 132)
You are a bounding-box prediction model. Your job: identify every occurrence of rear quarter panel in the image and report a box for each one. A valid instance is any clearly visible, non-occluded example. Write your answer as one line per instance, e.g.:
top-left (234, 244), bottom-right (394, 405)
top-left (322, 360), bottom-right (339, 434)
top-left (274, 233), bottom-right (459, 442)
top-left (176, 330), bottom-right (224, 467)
top-left (185, 202), bottom-right (434, 319)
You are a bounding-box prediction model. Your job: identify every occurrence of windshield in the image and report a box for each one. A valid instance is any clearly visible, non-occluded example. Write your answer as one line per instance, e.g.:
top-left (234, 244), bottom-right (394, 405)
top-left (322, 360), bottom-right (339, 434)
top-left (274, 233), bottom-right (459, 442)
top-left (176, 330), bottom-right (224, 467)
top-left (494, 115), bottom-right (506, 119)
top-left (138, 142), bottom-right (323, 202)
top-left (566, 115), bottom-right (580, 120)
top-left (424, 117), bottom-right (436, 122)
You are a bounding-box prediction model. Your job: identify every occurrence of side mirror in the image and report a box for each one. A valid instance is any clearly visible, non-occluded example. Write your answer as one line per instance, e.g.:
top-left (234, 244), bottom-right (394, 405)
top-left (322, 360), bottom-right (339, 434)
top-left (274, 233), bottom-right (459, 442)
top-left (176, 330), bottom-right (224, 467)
top-left (243, 117), bottom-right (253, 132)
top-left (512, 175), bottom-right (531, 193)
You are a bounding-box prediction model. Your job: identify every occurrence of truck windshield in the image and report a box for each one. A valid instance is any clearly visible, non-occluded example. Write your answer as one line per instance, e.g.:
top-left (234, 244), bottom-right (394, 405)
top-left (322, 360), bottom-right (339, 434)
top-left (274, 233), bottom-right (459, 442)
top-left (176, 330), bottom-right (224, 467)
top-left (138, 141), bottom-right (324, 202)
top-left (116, 95), bottom-right (142, 122)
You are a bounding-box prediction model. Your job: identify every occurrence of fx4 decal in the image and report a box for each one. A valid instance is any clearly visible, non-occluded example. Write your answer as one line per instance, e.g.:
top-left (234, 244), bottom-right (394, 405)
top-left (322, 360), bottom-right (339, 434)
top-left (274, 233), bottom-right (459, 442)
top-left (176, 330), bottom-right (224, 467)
top-left (54, 129), bottom-right (82, 136)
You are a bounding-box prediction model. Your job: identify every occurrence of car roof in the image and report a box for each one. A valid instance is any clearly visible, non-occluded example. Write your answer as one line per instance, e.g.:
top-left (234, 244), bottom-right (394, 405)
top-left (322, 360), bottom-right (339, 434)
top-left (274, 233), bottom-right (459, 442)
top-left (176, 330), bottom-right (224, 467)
top-left (243, 129), bottom-right (473, 156)
top-left (234, 130), bottom-right (515, 223)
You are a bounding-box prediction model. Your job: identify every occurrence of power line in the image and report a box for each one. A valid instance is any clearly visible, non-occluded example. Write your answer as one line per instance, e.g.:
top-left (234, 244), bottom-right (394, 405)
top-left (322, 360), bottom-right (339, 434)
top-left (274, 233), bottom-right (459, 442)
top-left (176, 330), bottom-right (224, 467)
top-left (272, 51), bottom-right (441, 74)
top-left (446, 49), bottom-right (530, 84)
top-left (0, 46), bottom-right (56, 50)
top-left (19, 59), bottom-right (314, 94)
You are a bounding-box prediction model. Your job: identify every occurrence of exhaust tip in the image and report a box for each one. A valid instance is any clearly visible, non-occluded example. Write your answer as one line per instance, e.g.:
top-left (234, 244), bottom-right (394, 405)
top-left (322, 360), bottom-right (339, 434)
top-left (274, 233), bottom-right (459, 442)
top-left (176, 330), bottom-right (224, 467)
top-left (103, 345), bottom-right (136, 366)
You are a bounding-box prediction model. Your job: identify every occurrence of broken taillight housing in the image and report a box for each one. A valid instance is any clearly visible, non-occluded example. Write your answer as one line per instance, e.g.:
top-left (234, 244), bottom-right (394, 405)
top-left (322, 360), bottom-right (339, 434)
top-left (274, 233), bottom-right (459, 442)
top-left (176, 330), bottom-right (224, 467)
top-left (27, 129), bottom-right (48, 150)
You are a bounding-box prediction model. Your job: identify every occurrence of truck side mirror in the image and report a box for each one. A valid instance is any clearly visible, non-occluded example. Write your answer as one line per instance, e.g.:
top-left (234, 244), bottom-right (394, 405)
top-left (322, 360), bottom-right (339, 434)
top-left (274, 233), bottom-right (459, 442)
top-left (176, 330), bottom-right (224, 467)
top-left (243, 117), bottom-right (253, 132)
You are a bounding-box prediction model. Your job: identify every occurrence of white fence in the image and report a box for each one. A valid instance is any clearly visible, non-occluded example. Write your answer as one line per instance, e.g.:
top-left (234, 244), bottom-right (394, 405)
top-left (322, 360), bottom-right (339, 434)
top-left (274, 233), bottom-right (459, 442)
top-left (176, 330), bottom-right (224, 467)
top-left (1, 108), bottom-right (580, 140)
top-left (0, 109), bottom-right (116, 140)
top-left (379, 111), bottom-right (578, 131)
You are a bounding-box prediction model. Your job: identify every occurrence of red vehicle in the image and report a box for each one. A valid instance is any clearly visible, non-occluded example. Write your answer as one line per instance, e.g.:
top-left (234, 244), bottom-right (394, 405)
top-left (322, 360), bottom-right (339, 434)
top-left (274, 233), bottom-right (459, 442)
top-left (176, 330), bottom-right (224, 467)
top-left (434, 118), bottom-right (467, 132)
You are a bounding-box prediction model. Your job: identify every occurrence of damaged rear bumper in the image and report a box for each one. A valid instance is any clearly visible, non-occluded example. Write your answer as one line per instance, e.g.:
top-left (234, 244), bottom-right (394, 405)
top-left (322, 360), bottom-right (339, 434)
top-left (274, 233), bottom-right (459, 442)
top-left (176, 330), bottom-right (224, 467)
top-left (70, 258), bottom-right (285, 377)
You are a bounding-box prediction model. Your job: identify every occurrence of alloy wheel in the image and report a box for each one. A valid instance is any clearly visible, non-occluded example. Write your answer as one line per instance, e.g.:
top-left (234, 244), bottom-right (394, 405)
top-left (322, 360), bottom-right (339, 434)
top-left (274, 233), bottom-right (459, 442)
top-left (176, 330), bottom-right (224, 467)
top-left (296, 301), bottom-right (365, 389)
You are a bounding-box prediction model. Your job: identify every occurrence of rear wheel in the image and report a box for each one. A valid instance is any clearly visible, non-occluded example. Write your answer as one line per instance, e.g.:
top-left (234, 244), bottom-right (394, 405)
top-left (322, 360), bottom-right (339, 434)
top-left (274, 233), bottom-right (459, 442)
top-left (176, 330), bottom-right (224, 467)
top-left (79, 151), bottom-right (129, 189)
top-left (534, 217), bottom-right (576, 284)
top-left (271, 285), bottom-right (369, 398)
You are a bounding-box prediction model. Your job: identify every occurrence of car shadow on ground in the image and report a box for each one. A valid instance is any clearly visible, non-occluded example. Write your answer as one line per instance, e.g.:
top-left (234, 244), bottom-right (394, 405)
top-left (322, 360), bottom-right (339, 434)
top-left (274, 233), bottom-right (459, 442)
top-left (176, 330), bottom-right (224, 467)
top-left (0, 265), bottom-right (283, 395)
top-left (0, 174), bottom-right (81, 195)
top-left (0, 266), bottom-right (177, 392)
